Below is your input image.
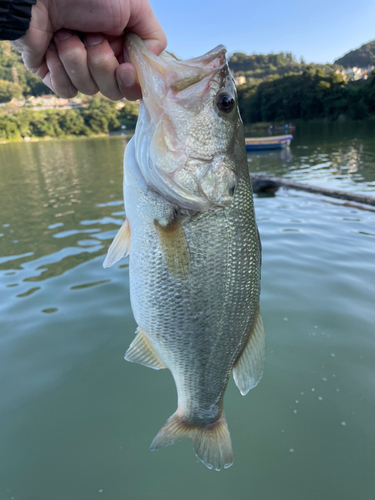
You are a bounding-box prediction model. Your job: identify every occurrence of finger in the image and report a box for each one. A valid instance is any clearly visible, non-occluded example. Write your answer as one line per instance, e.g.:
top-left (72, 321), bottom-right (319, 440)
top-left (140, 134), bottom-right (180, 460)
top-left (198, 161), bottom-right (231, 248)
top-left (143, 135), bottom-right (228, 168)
top-left (116, 63), bottom-right (141, 101)
top-left (108, 36), bottom-right (124, 62)
top-left (54, 30), bottom-right (99, 96)
top-left (127, 0), bottom-right (167, 56)
top-left (43, 43), bottom-right (77, 98)
top-left (85, 35), bottom-right (123, 101)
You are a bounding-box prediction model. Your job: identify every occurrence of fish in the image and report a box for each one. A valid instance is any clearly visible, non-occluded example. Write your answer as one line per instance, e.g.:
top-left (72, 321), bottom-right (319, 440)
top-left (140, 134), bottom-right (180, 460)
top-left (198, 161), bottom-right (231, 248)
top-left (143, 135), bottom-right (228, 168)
top-left (103, 33), bottom-right (265, 471)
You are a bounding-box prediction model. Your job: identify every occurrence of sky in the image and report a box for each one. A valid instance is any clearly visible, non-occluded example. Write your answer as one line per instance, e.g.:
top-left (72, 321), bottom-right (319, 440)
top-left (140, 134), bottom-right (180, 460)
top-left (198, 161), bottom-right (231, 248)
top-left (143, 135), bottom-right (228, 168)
top-left (152, 0), bottom-right (375, 64)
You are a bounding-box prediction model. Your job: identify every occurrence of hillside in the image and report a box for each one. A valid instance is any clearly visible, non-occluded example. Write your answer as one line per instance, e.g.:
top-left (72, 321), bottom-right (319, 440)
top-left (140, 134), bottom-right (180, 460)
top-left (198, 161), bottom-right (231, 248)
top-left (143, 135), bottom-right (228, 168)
top-left (334, 40), bottom-right (375, 68)
top-left (237, 66), bottom-right (375, 123)
top-left (229, 51), bottom-right (342, 83)
top-left (0, 41), bottom-right (52, 101)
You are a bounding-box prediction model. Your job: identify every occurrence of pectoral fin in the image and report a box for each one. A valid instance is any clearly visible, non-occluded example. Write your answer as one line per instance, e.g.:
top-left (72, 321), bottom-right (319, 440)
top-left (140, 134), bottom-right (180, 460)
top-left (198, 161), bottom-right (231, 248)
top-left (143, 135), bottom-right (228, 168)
top-left (125, 328), bottom-right (166, 370)
top-left (154, 216), bottom-right (190, 277)
top-left (103, 218), bottom-right (131, 268)
top-left (233, 307), bottom-right (266, 396)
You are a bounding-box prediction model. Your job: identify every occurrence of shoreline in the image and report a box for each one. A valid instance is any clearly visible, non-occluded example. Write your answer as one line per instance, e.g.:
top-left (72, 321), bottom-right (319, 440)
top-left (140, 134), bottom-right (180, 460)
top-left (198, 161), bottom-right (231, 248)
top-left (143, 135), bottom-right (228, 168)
top-left (0, 131), bottom-right (135, 146)
top-left (1, 116), bottom-right (374, 145)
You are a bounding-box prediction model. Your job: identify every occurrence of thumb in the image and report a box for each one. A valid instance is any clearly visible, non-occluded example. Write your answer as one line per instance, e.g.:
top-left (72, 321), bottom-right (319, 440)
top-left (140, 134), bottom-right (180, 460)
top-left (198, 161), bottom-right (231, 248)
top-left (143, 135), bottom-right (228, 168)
top-left (12, 26), bottom-right (52, 75)
top-left (11, 1), bottom-right (53, 75)
top-left (127, 0), bottom-right (167, 56)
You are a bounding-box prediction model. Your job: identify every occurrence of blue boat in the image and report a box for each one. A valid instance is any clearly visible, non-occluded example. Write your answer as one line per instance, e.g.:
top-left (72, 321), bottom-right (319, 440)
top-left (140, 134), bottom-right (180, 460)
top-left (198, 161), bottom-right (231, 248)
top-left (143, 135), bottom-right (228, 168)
top-left (245, 134), bottom-right (293, 151)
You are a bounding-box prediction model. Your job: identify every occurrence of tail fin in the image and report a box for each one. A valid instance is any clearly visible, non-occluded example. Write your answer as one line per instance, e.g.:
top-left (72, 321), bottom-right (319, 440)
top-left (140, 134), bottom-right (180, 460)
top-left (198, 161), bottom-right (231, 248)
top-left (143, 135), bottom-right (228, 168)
top-left (150, 411), bottom-right (233, 471)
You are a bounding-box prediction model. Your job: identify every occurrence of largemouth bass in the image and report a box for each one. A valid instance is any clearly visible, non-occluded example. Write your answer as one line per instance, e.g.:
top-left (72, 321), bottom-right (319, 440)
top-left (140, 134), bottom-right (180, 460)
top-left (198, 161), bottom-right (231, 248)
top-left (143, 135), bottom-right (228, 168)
top-left (104, 34), bottom-right (265, 471)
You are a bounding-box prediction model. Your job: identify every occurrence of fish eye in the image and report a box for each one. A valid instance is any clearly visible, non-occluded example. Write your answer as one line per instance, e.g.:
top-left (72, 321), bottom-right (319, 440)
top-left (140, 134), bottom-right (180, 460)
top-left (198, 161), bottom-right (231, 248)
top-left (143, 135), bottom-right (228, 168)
top-left (216, 92), bottom-right (235, 114)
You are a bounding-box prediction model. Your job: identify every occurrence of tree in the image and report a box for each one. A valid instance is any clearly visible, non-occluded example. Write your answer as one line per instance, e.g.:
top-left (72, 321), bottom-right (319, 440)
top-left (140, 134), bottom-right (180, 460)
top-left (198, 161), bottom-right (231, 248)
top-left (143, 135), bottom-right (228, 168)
top-left (0, 79), bottom-right (23, 102)
top-left (118, 101), bottom-right (138, 129)
top-left (236, 66), bottom-right (374, 123)
top-left (82, 97), bottom-right (120, 134)
top-left (58, 109), bottom-right (86, 135)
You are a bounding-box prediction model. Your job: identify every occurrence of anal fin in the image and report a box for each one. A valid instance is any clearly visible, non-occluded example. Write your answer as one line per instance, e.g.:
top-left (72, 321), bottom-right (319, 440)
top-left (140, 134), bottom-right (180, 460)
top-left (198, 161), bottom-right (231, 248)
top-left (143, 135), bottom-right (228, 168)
top-left (125, 328), bottom-right (166, 370)
top-left (103, 218), bottom-right (131, 268)
top-left (233, 307), bottom-right (266, 396)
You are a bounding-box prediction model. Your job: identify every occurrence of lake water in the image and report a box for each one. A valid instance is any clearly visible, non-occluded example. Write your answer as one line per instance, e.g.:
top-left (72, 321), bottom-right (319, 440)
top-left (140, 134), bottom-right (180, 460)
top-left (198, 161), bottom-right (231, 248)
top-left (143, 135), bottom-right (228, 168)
top-left (0, 122), bottom-right (374, 500)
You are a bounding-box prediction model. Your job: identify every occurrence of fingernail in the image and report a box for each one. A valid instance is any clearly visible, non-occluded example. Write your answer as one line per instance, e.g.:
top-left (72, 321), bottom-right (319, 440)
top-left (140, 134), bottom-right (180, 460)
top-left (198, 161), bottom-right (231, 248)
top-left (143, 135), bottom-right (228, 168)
top-left (119, 67), bottom-right (136, 87)
top-left (48, 40), bottom-right (56, 50)
top-left (85, 34), bottom-right (104, 46)
top-left (55, 29), bottom-right (73, 41)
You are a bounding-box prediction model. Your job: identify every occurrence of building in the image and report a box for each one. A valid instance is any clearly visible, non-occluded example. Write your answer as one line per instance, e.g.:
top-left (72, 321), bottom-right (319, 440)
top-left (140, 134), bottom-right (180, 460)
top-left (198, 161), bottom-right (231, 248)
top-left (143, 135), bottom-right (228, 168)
top-left (234, 75), bottom-right (246, 86)
top-left (344, 65), bottom-right (374, 81)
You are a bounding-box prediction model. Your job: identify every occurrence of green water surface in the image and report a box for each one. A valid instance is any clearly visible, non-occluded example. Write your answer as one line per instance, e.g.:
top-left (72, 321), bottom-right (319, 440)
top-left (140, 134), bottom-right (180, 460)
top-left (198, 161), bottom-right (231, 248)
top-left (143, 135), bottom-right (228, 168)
top-left (0, 122), bottom-right (374, 500)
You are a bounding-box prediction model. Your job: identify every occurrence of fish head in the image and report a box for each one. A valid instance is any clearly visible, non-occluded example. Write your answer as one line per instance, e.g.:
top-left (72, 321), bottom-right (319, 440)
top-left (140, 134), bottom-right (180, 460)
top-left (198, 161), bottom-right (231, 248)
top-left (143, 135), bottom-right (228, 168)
top-left (126, 33), bottom-right (244, 211)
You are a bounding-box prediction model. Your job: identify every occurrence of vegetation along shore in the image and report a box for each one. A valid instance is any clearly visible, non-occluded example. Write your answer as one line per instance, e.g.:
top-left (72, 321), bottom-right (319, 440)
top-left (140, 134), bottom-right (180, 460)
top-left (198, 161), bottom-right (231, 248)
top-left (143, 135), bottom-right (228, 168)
top-left (1, 39), bottom-right (375, 142)
top-left (0, 96), bottom-right (138, 142)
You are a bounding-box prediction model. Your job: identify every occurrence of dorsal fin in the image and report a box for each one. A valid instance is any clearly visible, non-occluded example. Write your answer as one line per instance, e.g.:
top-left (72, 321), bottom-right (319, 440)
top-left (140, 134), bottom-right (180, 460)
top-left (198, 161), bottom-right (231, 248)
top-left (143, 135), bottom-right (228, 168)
top-left (233, 307), bottom-right (265, 395)
top-left (103, 218), bottom-right (131, 268)
top-left (125, 328), bottom-right (166, 370)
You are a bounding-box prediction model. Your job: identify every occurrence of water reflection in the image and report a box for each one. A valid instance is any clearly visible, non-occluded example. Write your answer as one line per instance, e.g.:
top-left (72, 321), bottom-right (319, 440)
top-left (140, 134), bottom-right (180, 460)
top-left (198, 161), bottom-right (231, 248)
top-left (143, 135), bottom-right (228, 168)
top-left (248, 121), bottom-right (375, 192)
top-left (1, 129), bottom-right (375, 499)
top-left (0, 137), bottom-right (127, 273)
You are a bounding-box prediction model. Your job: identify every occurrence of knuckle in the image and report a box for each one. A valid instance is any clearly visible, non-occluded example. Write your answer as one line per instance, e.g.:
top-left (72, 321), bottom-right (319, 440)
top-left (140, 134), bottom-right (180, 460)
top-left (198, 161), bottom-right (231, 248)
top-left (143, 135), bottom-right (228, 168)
top-left (88, 49), bottom-right (114, 70)
top-left (50, 57), bottom-right (65, 73)
top-left (60, 48), bottom-right (86, 69)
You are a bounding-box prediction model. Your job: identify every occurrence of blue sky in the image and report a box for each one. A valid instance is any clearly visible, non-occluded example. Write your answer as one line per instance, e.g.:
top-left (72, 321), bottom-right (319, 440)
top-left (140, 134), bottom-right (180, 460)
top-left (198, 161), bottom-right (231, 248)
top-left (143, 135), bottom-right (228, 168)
top-left (152, 0), bottom-right (375, 64)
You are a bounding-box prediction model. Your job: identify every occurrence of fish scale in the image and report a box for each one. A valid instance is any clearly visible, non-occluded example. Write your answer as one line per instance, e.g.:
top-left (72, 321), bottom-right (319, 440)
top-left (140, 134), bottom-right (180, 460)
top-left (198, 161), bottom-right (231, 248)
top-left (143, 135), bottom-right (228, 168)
top-left (104, 33), bottom-right (265, 471)
top-left (125, 135), bottom-right (261, 447)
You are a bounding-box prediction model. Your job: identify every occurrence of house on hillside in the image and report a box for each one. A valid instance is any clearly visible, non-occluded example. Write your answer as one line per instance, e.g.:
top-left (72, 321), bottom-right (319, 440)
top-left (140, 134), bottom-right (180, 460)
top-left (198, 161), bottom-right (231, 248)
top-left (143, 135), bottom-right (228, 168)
top-left (25, 95), bottom-right (83, 109)
top-left (9, 97), bottom-right (25, 107)
top-left (234, 75), bottom-right (246, 86)
top-left (344, 66), bottom-right (374, 81)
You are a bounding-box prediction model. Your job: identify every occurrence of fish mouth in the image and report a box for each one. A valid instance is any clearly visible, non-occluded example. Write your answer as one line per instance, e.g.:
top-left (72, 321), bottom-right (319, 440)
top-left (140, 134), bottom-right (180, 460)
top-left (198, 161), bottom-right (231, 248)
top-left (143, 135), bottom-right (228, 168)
top-left (126, 33), bottom-right (236, 212)
top-left (126, 32), bottom-right (227, 103)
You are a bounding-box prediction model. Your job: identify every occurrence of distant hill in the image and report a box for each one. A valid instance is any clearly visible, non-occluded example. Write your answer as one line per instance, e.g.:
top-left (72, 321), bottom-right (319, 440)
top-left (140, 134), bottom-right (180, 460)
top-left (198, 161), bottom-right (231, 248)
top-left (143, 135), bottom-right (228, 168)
top-left (334, 40), bottom-right (375, 68)
top-left (229, 51), bottom-right (342, 84)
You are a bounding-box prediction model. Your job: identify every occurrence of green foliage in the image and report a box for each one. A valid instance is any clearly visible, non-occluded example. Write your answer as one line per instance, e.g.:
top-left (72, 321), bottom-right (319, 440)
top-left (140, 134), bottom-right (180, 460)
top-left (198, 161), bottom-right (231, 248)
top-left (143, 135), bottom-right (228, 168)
top-left (0, 96), bottom-right (138, 141)
top-left (82, 97), bottom-right (120, 134)
top-left (57, 109), bottom-right (86, 135)
top-left (0, 41), bottom-right (52, 97)
top-left (230, 51), bottom-right (297, 74)
top-left (23, 72), bottom-right (54, 97)
top-left (118, 100), bottom-right (138, 128)
top-left (365, 70), bottom-right (375, 113)
top-left (237, 67), bottom-right (375, 123)
top-left (229, 51), bottom-right (342, 84)
top-left (0, 79), bottom-right (23, 102)
top-left (0, 114), bottom-right (22, 139)
top-left (334, 40), bottom-right (375, 68)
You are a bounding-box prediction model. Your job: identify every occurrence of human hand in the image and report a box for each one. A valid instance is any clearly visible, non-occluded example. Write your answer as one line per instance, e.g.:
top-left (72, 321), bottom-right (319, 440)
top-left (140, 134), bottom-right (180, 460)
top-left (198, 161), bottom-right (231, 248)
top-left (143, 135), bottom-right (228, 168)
top-left (11, 0), bottom-right (166, 100)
